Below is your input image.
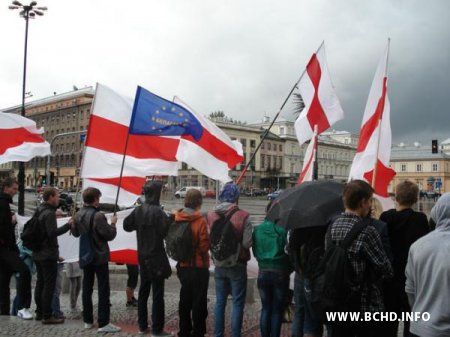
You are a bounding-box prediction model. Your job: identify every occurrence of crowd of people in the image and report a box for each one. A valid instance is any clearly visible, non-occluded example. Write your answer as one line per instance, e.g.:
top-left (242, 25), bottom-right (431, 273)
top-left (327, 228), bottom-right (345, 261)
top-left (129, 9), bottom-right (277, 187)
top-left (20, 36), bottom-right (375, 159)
top-left (0, 176), bottom-right (449, 337)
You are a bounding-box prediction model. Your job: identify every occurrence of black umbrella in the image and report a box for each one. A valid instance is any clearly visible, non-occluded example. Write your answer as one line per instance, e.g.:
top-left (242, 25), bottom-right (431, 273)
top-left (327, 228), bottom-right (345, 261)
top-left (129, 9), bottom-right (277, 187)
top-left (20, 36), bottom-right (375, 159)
top-left (266, 180), bottom-right (345, 230)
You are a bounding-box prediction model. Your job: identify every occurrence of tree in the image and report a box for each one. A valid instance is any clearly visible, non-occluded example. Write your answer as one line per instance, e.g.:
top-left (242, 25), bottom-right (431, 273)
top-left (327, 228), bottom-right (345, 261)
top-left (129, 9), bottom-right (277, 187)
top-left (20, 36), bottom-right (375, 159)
top-left (293, 93), bottom-right (305, 117)
top-left (209, 111), bottom-right (225, 118)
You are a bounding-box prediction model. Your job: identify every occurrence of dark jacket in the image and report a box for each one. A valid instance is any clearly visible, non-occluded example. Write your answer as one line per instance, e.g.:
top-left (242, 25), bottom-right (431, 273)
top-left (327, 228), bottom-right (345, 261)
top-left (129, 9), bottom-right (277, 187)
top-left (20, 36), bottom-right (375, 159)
top-left (0, 192), bottom-right (17, 252)
top-left (371, 218), bottom-right (393, 262)
top-left (380, 208), bottom-right (429, 285)
top-left (123, 202), bottom-right (170, 260)
top-left (123, 182), bottom-right (171, 279)
top-left (380, 208), bottom-right (429, 311)
top-left (72, 205), bottom-right (117, 265)
top-left (32, 203), bottom-right (71, 261)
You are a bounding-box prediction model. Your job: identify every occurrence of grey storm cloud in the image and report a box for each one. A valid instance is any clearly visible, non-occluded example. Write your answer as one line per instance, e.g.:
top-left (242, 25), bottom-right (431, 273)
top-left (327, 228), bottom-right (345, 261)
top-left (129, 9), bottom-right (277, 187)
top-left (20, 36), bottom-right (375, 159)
top-left (0, 0), bottom-right (449, 144)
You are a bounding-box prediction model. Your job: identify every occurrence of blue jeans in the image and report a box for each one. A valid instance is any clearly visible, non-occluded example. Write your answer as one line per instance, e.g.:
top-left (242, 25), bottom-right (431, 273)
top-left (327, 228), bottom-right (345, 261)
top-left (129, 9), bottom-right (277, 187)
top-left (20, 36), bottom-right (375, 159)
top-left (214, 264), bottom-right (247, 337)
top-left (292, 273), bottom-right (325, 337)
top-left (257, 270), bottom-right (288, 337)
top-left (292, 273), bottom-right (305, 337)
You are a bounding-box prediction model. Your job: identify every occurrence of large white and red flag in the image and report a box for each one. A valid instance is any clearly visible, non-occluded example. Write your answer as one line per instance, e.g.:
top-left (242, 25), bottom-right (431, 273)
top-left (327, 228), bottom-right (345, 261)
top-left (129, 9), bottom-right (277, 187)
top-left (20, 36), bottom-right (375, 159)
top-left (0, 111), bottom-right (50, 164)
top-left (81, 84), bottom-right (243, 206)
top-left (298, 125), bottom-right (318, 185)
top-left (349, 41), bottom-right (396, 210)
top-left (294, 42), bottom-right (344, 145)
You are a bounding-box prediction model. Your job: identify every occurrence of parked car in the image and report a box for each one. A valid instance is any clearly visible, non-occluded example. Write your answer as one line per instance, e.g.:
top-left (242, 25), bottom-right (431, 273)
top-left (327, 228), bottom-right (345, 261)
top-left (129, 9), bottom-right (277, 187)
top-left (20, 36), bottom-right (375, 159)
top-left (267, 189), bottom-right (284, 200)
top-left (245, 188), bottom-right (266, 197)
top-left (205, 190), bottom-right (216, 198)
top-left (24, 186), bottom-right (37, 193)
top-left (174, 186), bottom-right (206, 198)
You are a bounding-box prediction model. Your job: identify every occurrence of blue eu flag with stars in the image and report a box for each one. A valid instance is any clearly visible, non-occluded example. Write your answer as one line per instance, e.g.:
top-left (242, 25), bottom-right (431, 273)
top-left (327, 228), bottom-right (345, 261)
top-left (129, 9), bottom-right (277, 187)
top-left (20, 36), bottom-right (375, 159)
top-left (129, 86), bottom-right (203, 141)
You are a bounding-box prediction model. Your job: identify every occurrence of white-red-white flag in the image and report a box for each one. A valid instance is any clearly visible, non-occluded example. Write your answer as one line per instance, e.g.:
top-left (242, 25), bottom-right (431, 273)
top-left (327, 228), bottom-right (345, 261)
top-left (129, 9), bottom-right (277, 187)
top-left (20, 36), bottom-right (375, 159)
top-left (349, 41), bottom-right (396, 210)
top-left (81, 84), bottom-right (243, 207)
top-left (298, 125), bottom-right (318, 185)
top-left (294, 42), bottom-right (344, 145)
top-left (0, 112), bottom-right (50, 164)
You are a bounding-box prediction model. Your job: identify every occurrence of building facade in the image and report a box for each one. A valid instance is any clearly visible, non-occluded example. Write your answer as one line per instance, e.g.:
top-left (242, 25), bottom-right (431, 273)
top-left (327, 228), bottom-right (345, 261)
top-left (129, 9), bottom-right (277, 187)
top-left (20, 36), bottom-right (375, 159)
top-left (249, 118), bottom-right (357, 186)
top-left (1, 87), bottom-right (94, 189)
top-left (390, 142), bottom-right (450, 194)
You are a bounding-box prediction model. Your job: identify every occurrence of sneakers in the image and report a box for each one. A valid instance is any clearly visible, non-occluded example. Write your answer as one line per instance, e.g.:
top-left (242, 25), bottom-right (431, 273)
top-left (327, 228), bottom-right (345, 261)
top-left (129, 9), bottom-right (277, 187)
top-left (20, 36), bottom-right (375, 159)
top-left (42, 316), bottom-right (64, 324)
top-left (17, 308), bottom-right (33, 320)
top-left (138, 328), bottom-right (150, 335)
top-left (98, 323), bottom-right (121, 333)
top-left (84, 322), bottom-right (94, 329)
top-left (126, 297), bottom-right (138, 307)
top-left (151, 331), bottom-right (174, 337)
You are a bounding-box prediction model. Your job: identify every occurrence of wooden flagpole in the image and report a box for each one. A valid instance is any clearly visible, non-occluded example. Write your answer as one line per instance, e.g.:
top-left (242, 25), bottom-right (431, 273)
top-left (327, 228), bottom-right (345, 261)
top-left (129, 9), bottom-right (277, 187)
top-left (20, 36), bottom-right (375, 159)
top-left (236, 41), bottom-right (325, 185)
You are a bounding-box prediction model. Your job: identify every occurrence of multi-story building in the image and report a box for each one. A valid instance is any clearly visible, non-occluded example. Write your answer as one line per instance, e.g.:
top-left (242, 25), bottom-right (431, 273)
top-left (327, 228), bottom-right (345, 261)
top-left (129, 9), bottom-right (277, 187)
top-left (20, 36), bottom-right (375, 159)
top-left (1, 87), bottom-right (94, 189)
top-left (249, 117), bottom-right (357, 186)
top-left (389, 141), bottom-right (450, 193)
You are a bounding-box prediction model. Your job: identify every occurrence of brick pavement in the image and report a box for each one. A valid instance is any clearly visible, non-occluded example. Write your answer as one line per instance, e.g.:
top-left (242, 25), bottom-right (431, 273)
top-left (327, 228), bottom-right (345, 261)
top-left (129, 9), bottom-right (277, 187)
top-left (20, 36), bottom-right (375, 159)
top-left (0, 274), bottom-right (294, 337)
top-left (0, 271), bottom-right (404, 337)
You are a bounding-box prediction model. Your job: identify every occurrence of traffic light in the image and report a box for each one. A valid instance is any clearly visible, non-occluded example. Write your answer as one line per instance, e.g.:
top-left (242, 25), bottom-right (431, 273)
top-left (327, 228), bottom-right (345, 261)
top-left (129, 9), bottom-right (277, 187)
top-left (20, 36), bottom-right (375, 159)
top-left (41, 175), bottom-right (46, 185)
top-left (432, 140), bottom-right (438, 154)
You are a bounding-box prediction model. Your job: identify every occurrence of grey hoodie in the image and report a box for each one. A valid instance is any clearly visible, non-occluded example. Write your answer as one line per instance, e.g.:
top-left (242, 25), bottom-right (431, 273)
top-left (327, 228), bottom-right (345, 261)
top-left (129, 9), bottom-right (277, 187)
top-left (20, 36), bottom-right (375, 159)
top-left (405, 193), bottom-right (450, 337)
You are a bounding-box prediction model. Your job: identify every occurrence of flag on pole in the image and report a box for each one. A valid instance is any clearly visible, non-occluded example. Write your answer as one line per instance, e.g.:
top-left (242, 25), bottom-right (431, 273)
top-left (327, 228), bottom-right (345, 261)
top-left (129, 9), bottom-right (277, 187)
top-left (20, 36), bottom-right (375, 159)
top-left (349, 41), bottom-right (396, 210)
top-left (173, 96), bottom-right (243, 183)
top-left (0, 111), bottom-right (50, 164)
top-left (81, 84), bottom-right (243, 206)
top-left (81, 84), bottom-right (180, 206)
top-left (298, 125), bottom-right (318, 185)
top-left (294, 42), bottom-right (344, 145)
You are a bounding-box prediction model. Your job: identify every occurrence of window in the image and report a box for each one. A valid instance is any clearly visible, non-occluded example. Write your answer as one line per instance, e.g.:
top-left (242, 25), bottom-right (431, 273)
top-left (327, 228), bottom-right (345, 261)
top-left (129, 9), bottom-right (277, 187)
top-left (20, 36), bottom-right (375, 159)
top-left (261, 155), bottom-right (266, 169)
top-left (401, 164), bottom-right (407, 172)
top-left (432, 163), bottom-right (438, 172)
top-left (416, 164), bottom-right (422, 172)
top-left (278, 157), bottom-right (283, 170)
top-left (268, 143), bottom-right (271, 151)
top-left (261, 142), bottom-right (265, 149)
top-left (250, 140), bottom-right (256, 148)
top-left (240, 138), bottom-right (247, 147)
top-left (280, 127), bottom-right (285, 135)
top-left (279, 144), bottom-right (282, 152)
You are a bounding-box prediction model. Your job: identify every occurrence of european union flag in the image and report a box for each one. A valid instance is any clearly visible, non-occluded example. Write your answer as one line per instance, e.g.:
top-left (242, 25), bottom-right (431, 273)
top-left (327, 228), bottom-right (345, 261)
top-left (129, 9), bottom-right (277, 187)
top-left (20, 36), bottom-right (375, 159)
top-left (129, 86), bottom-right (203, 141)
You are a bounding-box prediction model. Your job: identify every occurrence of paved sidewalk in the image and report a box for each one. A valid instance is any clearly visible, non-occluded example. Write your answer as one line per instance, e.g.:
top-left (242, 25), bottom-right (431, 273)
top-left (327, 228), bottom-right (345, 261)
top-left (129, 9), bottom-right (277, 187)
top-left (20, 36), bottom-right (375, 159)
top-left (0, 275), bottom-right (292, 337)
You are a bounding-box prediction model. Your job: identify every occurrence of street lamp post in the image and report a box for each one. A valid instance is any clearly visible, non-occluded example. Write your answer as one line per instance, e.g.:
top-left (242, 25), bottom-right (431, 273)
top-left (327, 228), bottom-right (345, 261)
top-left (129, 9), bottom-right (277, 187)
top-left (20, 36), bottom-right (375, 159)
top-left (9, 1), bottom-right (47, 215)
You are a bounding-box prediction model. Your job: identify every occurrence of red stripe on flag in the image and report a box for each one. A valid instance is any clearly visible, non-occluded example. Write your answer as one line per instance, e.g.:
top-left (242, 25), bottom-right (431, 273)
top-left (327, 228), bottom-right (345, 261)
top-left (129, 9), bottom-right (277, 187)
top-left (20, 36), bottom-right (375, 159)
top-left (298, 149), bottom-right (315, 185)
top-left (0, 127), bottom-right (46, 155)
top-left (181, 128), bottom-right (243, 168)
top-left (89, 176), bottom-right (146, 196)
top-left (85, 115), bottom-right (179, 160)
top-left (357, 78), bottom-right (388, 153)
top-left (110, 249), bottom-right (138, 265)
top-left (306, 54), bottom-right (331, 134)
top-left (363, 159), bottom-right (396, 197)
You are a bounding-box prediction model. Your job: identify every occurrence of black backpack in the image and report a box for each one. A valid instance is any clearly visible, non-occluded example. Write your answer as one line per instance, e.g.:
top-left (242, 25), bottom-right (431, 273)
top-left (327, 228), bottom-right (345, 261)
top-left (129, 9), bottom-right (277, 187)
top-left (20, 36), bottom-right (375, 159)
top-left (21, 209), bottom-right (45, 251)
top-left (311, 217), bottom-right (371, 319)
top-left (79, 210), bottom-right (97, 269)
top-left (210, 208), bottom-right (240, 262)
top-left (165, 220), bottom-right (195, 262)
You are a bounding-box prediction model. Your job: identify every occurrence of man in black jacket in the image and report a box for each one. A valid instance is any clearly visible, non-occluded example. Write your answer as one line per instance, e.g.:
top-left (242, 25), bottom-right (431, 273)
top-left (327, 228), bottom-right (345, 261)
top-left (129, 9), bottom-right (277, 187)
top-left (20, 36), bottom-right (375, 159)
top-left (124, 181), bottom-right (173, 337)
top-left (0, 178), bottom-right (32, 319)
top-left (72, 187), bottom-right (120, 333)
top-left (33, 187), bottom-right (72, 324)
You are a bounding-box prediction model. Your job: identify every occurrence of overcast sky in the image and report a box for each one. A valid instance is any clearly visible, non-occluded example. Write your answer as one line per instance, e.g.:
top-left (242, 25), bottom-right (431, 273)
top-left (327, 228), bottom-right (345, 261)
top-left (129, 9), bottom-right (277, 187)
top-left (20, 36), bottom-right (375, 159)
top-left (1, 0), bottom-right (449, 144)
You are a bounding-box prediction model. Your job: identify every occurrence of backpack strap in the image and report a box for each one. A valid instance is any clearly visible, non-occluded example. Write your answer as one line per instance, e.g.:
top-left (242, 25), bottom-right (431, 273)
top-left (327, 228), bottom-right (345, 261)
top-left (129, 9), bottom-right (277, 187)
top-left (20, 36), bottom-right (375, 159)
top-left (221, 207), bottom-right (240, 224)
top-left (340, 217), bottom-right (372, 249)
